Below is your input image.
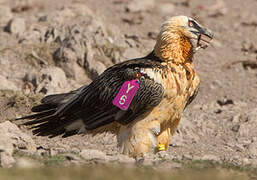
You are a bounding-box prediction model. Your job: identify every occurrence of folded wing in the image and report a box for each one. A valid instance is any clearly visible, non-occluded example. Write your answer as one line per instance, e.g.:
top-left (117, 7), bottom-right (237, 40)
top-left (17, 56), bottom-right (165, 137)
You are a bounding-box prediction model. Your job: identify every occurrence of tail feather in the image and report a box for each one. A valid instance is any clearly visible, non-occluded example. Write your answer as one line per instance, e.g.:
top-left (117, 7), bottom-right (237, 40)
top-left (30, 114), bottom-right (75, 134)
top-left (31, 104), bottom-right (57, 112)
top-left (23, 115), bottom-right (54, 126)
top-left (17, 87), bottom-right (118, 138)
top-left (16, 92), bottom-right (83, 137)
top-left (17, 109), bottom-right (56, 121)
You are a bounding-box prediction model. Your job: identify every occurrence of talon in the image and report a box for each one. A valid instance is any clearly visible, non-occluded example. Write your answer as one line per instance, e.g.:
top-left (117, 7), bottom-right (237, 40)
top-left (135, 157), bottom-right (145, 166)
top-left (157, 143), bottom-right (166, 151)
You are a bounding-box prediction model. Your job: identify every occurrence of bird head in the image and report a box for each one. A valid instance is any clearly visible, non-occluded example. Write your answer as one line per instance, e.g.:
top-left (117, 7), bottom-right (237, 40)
top-left (159, 15), bottom-right (214, 51)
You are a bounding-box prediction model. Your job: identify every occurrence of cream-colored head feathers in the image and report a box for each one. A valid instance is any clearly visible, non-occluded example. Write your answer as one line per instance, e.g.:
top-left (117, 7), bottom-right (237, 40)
top-left (154, 15), bottom-right (213, 63)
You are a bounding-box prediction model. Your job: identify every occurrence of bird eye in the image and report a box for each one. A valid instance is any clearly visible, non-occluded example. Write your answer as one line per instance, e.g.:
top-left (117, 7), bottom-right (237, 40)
top-left (188, 20), bottom-right (194, 27)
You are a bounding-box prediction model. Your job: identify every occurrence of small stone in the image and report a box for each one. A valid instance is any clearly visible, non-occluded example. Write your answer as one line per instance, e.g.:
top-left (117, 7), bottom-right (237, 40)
top-left (157, 151), bottom-right (169, 159)
top-left (235, 144), bottom-right (245, 152)
top-left (242, 158), bottom-right (251, 165)
top-left (5, 18), bottom-right (26, 36)
top-left (217, 98), bottom-right (234, 106)
top-left (231, 124), bottom-right (240, 132)
top-left (232, 114), bottom-right (244, 123)
top-left (214, 109), bottom-right (222, 114)
top-left (49, 148), bottom-right (57, 157)
top-left (238, 124), bottom-right (250, 137)
top-left (36, 148), bottom-right (49, 157)
top-left (182, 154), bottom-right (192, 160)
top-left (248, 142), bottom-right (257, 156)
top-left (25, 67), bottom-right (71, 95)
top-left (65, 154), bottom-right (82, 162)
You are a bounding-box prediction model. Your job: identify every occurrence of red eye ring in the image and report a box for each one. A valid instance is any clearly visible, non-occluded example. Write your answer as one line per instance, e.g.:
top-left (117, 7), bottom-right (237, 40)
top-left (188, 21), bottom-right (193, 27)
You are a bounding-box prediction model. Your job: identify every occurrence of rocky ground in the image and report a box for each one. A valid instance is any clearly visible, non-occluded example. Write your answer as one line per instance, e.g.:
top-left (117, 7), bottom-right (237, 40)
top-left (0, 0), bottom-right (257, 177)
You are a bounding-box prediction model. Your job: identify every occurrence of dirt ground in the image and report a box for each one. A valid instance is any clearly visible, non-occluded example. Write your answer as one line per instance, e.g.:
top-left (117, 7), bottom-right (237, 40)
top-left (0, 0), bottom-right (257, 173)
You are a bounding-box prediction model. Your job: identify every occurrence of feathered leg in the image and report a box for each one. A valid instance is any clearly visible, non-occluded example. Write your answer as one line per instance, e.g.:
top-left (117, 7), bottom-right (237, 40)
top-left (117, 120), bottom-right (161, 161)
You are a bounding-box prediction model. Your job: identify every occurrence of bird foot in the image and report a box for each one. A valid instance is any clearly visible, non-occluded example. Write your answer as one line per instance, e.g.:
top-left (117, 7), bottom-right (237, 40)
top-left (135, 157), bottom-right (145, 166)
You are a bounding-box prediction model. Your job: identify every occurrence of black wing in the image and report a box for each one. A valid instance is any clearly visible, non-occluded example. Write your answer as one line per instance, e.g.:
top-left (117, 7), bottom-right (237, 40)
top-left (17, 53), bottom-right (165, 137)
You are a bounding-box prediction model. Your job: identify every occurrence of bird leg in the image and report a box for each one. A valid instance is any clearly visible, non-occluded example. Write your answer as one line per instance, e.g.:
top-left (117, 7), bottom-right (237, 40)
top-left (156, 128), bottom-right (171, 152)
top-left (148, 121), bottom-right (170, 152)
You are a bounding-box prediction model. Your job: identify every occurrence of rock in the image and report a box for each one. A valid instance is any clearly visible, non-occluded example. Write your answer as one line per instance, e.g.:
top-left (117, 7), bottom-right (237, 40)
top-left (5, 18), bottom-right (26, 36)
top-left (238, 124), bottom-right (250, 137)
top-left (52, 23), bottom-right (111, 81)
top-left (36, 148), bottom-right (49, 157)
top-left (248, 142), bottom-right (257, 157)
top-left (0, 132), bottom-right (15, 168)
top-left (24, 67), bottom-right (71, 95)
top-left (53, 47), bottom-right (82, 77)
top-left (84, 47), bottom-right (107, 80)
top-left (217, 98), bottom-right (234, 106)
top-left (65, 154), bottom-right (82, 164)
top-left (0, 75), bottom-right (19, 91)
top-left (182, 154), bottom-right (193, 160)
top-left (242, 158), bottom-right (251, 166)
top-left (126, 0), bottom-right (155, 13)
top-left (156, 151), bottom-right (169, 159)
top-left (247, 108), bottom-right (257, 122)
top-left (71, 61), bottom-right (91, 84)
top-left (37, 4), bottom-right (126, 82)
top-left (20, 24), bottom-right (45, 44)
top-left (231, 114), bottom-right (244, 123)
top-left (80, 149), bottom-right (107, 161)
top-left (0, 6), bottom-right (13, 27)
top-left (0, 121), bottom-right (36, 153)
top-left (231, 124), bottom-right (240, 132)
top-left (0, 121), bottom-right (36, 168)
top-left (0, 134), bottom-right (14, 155)
top-left (0, 153), bottom-right (15, 168)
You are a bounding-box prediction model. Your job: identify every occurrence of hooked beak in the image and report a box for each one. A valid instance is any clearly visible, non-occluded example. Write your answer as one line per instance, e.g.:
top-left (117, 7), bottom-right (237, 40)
top-left (190, 24), bottom-right (214, 51)
top-left (198, 27), bottom-right (214, 43)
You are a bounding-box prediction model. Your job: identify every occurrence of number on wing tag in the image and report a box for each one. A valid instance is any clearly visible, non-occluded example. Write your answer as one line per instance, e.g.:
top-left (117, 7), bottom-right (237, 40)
top-left (112, 80), bottom-right (139, 110)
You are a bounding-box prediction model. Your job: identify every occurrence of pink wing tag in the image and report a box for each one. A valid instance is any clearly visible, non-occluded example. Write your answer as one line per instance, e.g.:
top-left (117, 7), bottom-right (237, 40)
top-left (113, 80), bottom-right (139, 110)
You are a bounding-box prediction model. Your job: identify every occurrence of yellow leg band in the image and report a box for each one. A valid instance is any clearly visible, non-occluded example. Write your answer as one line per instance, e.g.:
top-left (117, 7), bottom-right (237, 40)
top-left (157, 144), bottom-right (166, 151)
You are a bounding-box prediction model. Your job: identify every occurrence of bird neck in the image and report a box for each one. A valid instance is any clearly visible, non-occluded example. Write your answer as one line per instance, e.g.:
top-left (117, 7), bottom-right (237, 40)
top-left (154, 31), bottom-right (194, 64)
